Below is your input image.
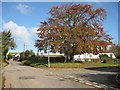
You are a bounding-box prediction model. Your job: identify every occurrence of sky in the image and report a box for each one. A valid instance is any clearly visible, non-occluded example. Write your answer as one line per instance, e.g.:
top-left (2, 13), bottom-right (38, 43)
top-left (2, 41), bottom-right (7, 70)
top-left (1, 1), bottom-right (119, 55)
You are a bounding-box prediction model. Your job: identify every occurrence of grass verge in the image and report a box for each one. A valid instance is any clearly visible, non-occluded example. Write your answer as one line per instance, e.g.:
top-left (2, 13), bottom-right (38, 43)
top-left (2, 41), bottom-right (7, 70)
top-left (21, 60), bottom-right (85, 68)
top-left (50, 63), bottom-right (85, 68)
top-left (90, 63), bottom-right (119, 67)
top-left (2, 63), bottom-right (7, 67)
top-left (21, 59), bottom-right (119, 68)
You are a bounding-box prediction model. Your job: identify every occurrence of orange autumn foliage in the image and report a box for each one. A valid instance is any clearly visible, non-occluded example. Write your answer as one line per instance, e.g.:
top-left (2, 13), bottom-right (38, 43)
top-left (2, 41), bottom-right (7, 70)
top-left (35, 3), bottom-right (113, 61)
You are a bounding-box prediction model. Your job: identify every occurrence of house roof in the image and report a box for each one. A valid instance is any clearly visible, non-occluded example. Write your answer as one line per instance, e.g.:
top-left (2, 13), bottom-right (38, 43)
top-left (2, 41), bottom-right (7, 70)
top-left (9, 52), bottom-right (21, 55)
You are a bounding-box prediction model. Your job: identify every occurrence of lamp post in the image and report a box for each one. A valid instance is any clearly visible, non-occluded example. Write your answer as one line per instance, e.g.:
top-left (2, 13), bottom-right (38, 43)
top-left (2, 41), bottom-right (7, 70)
top-left (47, 37), bottom-right (52, 67)
top-left (47, 49), bottom-right (50, 67)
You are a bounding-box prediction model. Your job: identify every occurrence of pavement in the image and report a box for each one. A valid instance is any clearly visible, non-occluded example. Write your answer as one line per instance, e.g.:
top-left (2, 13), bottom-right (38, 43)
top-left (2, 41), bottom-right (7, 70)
top-left (2, 61), bottom-right (96, 88)
top-left (2, 61), bottom-right (120, 89)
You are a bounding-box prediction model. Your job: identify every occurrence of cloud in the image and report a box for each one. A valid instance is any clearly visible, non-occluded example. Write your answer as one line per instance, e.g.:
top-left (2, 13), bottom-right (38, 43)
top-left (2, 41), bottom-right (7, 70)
top-left (0, 18), bottom-right (5, 24)
top-left (3, 21), bottom-right (31, 45)
top-left (30, 27), bottom-right (39, 40)
top-left (16, 4), bottom-right (31, 14)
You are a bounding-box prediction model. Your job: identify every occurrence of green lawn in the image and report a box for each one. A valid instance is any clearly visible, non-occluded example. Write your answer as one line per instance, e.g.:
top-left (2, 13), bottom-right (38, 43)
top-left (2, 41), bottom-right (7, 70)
top-left (50, 62), bottom-right (119, 68)
top-left (90, 62), bottom-right (119, 67)
top-left (50, 63), bottom-right (85, 68)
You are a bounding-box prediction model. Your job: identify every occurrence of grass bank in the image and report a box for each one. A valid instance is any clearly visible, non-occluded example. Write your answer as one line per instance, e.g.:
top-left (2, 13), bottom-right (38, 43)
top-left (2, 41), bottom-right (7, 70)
top-left (2, 63), bottom-right (7, 67)
top-left (0, 61), bottom-right (8, 89)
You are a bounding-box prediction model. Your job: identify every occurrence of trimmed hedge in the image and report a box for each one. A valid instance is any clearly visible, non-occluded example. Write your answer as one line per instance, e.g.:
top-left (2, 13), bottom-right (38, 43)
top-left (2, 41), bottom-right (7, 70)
top-left (21, 56), bottom-right (65, 67)
top-left (27, 56), bottom-right (65, 63)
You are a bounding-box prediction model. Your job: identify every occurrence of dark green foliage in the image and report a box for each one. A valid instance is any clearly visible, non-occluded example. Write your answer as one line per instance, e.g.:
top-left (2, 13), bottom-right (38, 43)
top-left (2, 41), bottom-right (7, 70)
top-left (20, 52), bottom-right (23, 61)
top-left (29, 50), bottom-right (35, 57)
top-left (7, 53), bottom-right (13, 60)
top-left (25, 50), bottom-right (35, 58)
top-left (90, 58), bottom-right (118, 64)
top-left (99, 54), bottom-right (112, 60)
top-left (75, 61), bottom-right (83, 63)
top-left (25, 50), bottom-right (30, 57)
top-left (20, 50), bottom-right (35, 61)
top-left (91, 59), bottom-right (101, 63)
top-left (21, 56), bottom-right (65, 67)
top-left (28, 56), bottom-right (65, 63)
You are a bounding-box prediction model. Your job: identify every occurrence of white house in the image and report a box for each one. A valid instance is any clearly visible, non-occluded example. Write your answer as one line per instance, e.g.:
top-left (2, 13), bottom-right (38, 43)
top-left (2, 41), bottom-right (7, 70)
top-left (73, 53), bottom-right (116, 62)
top-left (9, 52), bottom-right (20, 60)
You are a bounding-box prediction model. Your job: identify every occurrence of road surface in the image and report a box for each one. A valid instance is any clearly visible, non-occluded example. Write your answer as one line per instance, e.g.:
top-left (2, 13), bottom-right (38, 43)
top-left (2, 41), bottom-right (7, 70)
top-left (2, 61), bottom-right (95, 88)
top-left (45, 66), bottom-right (120, 89)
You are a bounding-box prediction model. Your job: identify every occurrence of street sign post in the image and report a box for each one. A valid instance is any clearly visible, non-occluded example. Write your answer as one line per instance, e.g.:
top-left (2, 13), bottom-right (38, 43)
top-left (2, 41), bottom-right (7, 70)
top-left (47, 50), bottom-right (50, 67)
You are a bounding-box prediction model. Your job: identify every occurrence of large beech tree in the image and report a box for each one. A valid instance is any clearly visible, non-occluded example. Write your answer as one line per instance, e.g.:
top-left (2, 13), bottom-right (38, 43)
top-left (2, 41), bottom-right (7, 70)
top-left (35, 3), bottom-right (113, 62)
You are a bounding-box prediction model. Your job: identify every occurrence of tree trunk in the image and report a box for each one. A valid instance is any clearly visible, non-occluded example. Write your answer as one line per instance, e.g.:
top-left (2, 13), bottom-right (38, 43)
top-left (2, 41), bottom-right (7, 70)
top-left (4, 55), bottom-right (9, 64)
top-left (68, 54), bottom-right (74, 62)
top-left (70, 55), bottom-right (74, 62)
top-left (64, 54), bottom-right (73, 63)
top-left (64, 56), bottom-right (67, 63)
top-left (68, 55), bottom-right (71, 62)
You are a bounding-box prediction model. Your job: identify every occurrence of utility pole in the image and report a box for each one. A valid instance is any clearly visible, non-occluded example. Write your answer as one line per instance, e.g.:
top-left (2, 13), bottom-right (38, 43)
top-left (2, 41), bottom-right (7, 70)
top-left (23, 43), bottom-right (25, 60)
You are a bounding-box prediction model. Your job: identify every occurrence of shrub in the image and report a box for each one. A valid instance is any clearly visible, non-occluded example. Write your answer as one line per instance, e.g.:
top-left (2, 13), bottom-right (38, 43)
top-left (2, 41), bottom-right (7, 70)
top-left (75, 61), bottom-right (83, 63)
top-left (21, 56), bottom-right (66, 67)
top-left (7, 53), bottom-right (13, 60)
top-left (20, 50), bottom-right (35, 61)
top-left (91, 59), bottom-right (100, 63)
top-left (99, 54), bottom-right (112, 60)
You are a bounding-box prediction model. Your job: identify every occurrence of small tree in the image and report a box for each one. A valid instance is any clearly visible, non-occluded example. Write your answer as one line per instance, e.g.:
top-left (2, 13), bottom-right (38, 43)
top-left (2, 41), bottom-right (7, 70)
top-left (25, 50), bottom-right (30, 58)
top-left (29, 50), bottom-right (35, 57)
top-left (2, 31), bottom-right (16, 63)
top-left (20, 50), bottom-right (35, 61)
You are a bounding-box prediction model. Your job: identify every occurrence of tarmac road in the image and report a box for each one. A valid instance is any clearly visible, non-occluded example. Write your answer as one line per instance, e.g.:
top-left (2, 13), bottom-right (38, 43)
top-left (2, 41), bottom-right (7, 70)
top-left (2, 61), bottom-right (95, 88)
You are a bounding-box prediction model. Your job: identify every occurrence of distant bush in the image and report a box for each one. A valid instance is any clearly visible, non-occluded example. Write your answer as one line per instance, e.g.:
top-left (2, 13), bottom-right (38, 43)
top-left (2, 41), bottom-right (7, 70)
top-left (7, 53), bottom-right (13, 60)
top-left (91, 59), bottom-right (100, 63)
top-left (20, 49), bottom-right (35, 61)
top-left (22, 60), bottom-right (31, 65)
top-left (99, 54), bottom-right (112, 60)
